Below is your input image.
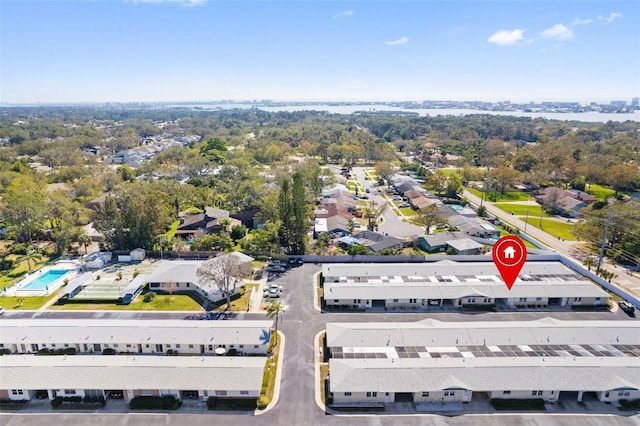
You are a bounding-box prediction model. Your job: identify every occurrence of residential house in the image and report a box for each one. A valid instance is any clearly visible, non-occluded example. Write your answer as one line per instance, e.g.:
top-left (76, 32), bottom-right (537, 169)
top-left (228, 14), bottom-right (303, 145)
top-left (326, 318), bottom-right (640, 406)
top-left (0, 319), bottom-right (273, 356)
top-left (534, 187), bottom-right (597, 217)
top-left (339, 231), bottom-right (403, 253)
top-left (1, 355), bottom-right (266, 403)
top-left (322, 260), bottom-right (609, 311)
top-left (175, 207), bottom-right (240, 238)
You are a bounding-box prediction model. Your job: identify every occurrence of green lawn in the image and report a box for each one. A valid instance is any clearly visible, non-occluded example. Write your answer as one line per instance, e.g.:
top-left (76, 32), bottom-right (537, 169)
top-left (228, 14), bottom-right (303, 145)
top-left (0, 294), bottom-right (57, 310)
top-left (51, 294), bottom-right (203, 311)
top-left (399, 207), bottom-right (415, 216)
top-left (494, 203), bottom-right (551, 217)
top-left (526, 219), bottom-right (576, 241)
top-left (0, 255), bottom-right (52, 289)
top-left (467, 187), bottom-right (531, 202)
top-left (586, 183), bottom-right (616, 200)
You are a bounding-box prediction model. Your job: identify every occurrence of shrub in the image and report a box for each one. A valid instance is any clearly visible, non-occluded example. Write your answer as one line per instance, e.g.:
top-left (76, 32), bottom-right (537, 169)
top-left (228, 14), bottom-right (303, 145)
top-left (133, 269), bottom-right (140, 278)
top-left (63, 347), bottom-right (76, 355)
top-left (206, 397), bottom-right (216, 409)
top-left (0, 348), bottom-right (12, 355)
top-left (102, 348), bottom-right (116, 355)
top-left (143, 291), bottom-right (156, 303)
top-left (490, 398), bottom-right (545, 410)
top-left (256, 396), bottom-right (270, 410)
top-left (37, 348), bottom-right (53, 355)
top-left (51, 397), bottom-right (63, 408)
top-left (130, 395), bottom-right (181, 410)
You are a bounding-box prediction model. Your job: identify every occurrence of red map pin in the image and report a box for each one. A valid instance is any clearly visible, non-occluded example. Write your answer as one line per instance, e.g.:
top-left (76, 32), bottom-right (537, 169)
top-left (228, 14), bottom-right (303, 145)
top-left (492, 236), bottom-right (527, 290)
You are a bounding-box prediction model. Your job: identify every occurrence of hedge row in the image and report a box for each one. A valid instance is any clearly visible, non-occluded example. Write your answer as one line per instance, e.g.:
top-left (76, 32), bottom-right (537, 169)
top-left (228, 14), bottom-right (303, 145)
top-left (130, 395), bottom-right (181, 410)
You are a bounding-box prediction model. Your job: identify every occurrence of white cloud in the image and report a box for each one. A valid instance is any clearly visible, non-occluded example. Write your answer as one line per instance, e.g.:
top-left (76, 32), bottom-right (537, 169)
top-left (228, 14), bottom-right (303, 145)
top-left (487, 29), bottom-right (524, 46)
top-left (384, 36), bottom-right (409, 46)
top-left (541, 24), bottom-right (574, 40)
top-left (598, 12), bottom-right (623, 24)
top-left (127, 0), bottom-right (207, 6)
top-left (570, 17), bottom-right (594, 26)
top-left (333, 10), bottom-right (354, 19)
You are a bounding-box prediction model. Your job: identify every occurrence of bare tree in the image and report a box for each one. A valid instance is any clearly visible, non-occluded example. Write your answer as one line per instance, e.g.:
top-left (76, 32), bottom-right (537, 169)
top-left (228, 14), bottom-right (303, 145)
top-left (197, 253), bottom-right (242, 310)
top-left (415, 204), bottom-right (444, 235)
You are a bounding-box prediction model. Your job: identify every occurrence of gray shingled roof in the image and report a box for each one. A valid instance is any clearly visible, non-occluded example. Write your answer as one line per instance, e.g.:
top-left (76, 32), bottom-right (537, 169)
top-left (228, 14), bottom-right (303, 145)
top-left (1, 355), bottom-right (266, 391)
top-left (326, 318), bottom-right (640, 348)
top-left (329, 357), bottom-right (640, 393)
top-left (322, 260), bottom-right (608, 301)
top-left (1, 319), bottom-right (273, 347)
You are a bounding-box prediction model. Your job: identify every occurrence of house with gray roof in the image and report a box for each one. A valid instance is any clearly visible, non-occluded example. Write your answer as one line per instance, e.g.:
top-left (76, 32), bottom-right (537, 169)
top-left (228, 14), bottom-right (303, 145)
top-left (0, 319), bottom-right (273, 356)
top-left (326, 318), bottom-right (640, 407)
top-left (0, 355), bottom-right (266, 403)
top-left (322, 260), bottom-right (609, 311)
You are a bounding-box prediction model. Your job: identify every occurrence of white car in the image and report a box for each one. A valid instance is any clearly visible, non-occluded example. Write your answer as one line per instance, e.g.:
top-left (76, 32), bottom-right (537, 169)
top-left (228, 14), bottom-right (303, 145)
top-left (264, 284), bottom-right (283, 298)
top-left (263, 288), bottom-right (281, 298)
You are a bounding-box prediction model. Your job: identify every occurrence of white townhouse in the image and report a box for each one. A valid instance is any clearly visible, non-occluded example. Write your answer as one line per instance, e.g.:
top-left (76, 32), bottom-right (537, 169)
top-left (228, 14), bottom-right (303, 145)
top-left (0, 319), bottom-right (273, 356)
top-left (326, 318), bottom-right (640, 407)
top-left (322, 260), bottom-right (609, 311)
top-left (0, 355), bottom-right (265, 403)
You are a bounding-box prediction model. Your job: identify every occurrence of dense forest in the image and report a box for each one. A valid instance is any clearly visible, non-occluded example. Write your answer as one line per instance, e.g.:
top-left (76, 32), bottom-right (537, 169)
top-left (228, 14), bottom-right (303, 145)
top-left (0, 107), bottom-right (639, 268)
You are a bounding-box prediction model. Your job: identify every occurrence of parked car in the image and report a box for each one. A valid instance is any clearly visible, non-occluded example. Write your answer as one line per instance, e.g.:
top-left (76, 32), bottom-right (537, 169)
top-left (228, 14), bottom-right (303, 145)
top-left (398, 203), bottom-right (410, 208)
top-left (619, 301), bottom-right (635, 316)
top-left (266, 284), bottom-right (284, 292)
top-left (263, 287), bottom-right (282, 298)
top-left (360, 195), bottom-right (369, 200)
top-left (365, 188), bottom-right (371, 193)
top-left (392, 195), bottom-right (402, 201)
top-left (266, 264), bottom-right (286, 273)
top-left (0, 307), bottom-right (4, 316)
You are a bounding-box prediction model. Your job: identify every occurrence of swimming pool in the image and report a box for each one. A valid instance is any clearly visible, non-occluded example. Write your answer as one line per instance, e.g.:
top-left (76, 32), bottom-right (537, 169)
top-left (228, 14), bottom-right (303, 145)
top-left (21, 269), bottom-right (70, 291)
top-left (449, 204), bottom-right (463, 211)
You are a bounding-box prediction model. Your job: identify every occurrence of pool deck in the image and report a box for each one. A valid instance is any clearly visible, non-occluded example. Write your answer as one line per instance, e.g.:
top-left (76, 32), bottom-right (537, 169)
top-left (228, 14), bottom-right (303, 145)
top-left (4, 261), bottom-right (80, 297)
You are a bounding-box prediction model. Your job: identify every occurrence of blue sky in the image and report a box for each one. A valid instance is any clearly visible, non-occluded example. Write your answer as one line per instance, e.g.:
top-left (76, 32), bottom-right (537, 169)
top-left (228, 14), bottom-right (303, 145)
top-left (1, 1), bottom-right (639, 103)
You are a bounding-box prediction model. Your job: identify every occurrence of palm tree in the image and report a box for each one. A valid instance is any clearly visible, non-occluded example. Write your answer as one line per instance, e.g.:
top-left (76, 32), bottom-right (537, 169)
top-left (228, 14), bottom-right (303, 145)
top-left (16, 245), bottom-right (43, 272)
top-left (77, 233), bottom-right (92, 255)
top-left (583, 258), bottom-right (596, 272)
top-left (266, 300), bottom-right (284, 345)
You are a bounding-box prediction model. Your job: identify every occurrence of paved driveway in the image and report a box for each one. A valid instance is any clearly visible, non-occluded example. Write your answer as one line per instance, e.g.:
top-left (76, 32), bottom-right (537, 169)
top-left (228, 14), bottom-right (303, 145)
top-left (3, 264), bottom-right (639, 425)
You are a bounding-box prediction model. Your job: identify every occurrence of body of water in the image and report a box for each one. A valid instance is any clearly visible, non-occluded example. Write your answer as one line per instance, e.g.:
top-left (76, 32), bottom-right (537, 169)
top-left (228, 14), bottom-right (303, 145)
top-left (167, 103), bottom-right (639, 123)
top-left (22, 269), bottom-right (69, 291)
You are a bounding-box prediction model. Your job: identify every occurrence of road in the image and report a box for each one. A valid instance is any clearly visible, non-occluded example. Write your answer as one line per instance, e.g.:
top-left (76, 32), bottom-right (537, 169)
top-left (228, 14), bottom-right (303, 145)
top-left (2, 264), bottom-right (638, 426)
top-left (351, 167), bottom-right (424, 238)
top-left (462, 189), bottom-right (640, 299)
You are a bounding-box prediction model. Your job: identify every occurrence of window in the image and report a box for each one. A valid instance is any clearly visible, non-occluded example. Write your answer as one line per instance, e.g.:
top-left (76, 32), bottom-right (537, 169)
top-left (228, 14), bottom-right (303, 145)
top-left (230, 345), bottom-right (235, 348)
top-left (64, 390), bottom-right (76, 395)
top-left (595, 297), bottom-right (601, 302)
top-left (503, 391), bottom-right (511, 395)
top-left (11, 390), bottom-right (24, 395)
top-left (444, 391), bottom-right (455, 396)
top-left (64, 344), bottom-right (69, 348)
top-left (532, 390), bottom-right (543, 396)
top-left (114, 344), bottom-right (119, 348)
top-left (410, 299), bottom-right (417, 303)
top-left (536, 297), bottom-right (542, 301)
top-left (573, 297), bottom-right (582, 302)
top-left (126, 344), bottom-right (132, 348)
top-left (145, 344), bottom-right (150, 348)
top-left (393, 299), bottom-right (399, 303)
top-left (344, 392), bottom-right (352, 396)
top-left (215, 391), bottom-right (227, 396)
top-left (176, 344), bottom-right (181, 348)
top-left (519, 297), bottom-right (527, 302)
top-left (186, 283), bottom-right (190, 287)
top-left (52, 344), bottom-right (56, 348)
top-left (239, 345), bottom-right (244, 348)
top-left (618, 391), bottom-right (630, 397)
top-left (188, 344), bottom-right (194, 349)
top-left (483, 298), bottom-right (490, 303)
top-left (203, 391), bottom-right (208, 397)
top-left (422, 392), bottom-right (429, 397)
top-left (468, 298), bottom-right (475, 303)
top-left (254, 345), bottom-right (259, 349)
top-left (240, 391), bottom-right (249, 395)
top-left (366, 392), bottom-right (377, 398)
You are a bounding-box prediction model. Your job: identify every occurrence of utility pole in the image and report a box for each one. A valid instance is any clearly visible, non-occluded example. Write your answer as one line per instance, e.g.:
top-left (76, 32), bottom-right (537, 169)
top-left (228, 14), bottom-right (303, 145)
top-left (523, 209), bottom-right (530, 235)
top-left (596, 207), bottom-right (613, 273)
